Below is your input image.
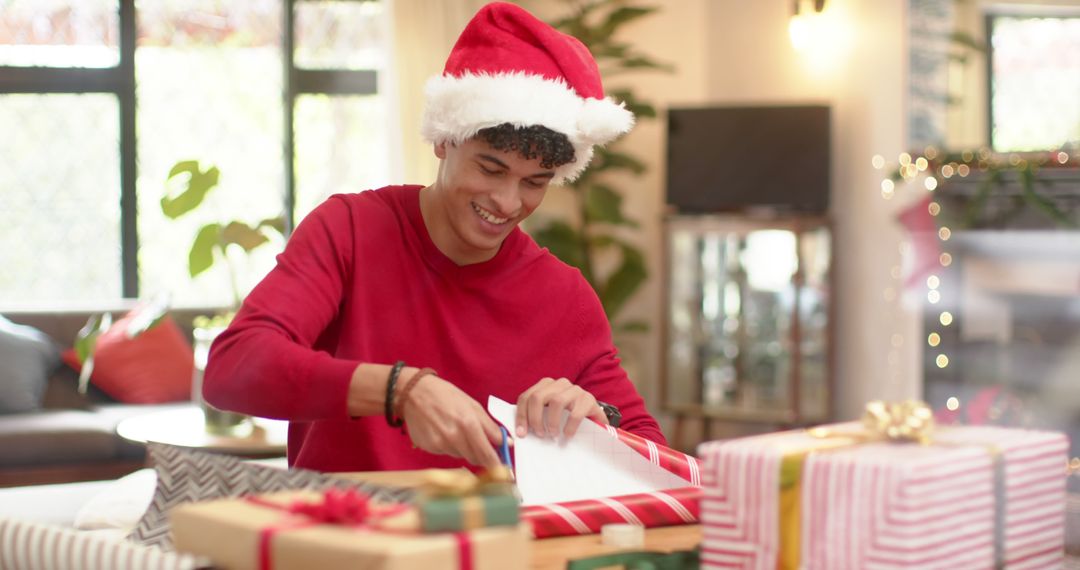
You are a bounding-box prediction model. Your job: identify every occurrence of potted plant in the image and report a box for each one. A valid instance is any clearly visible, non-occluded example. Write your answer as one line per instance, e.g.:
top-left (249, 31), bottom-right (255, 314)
top-left (161, 159), bottom-right (285, 435)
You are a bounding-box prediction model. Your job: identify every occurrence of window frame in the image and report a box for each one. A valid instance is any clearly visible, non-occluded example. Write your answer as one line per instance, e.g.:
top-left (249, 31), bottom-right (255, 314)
top-left (0, 0), bottom-right (379, 300)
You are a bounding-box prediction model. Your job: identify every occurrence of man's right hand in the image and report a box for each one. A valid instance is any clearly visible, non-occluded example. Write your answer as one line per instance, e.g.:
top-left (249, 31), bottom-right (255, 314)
top-left (399, 372), bottom-right (504, 468)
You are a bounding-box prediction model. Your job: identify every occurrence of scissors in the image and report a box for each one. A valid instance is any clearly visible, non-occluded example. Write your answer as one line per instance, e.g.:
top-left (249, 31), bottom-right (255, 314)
top-left (498, 425), bottom-right (515, 473)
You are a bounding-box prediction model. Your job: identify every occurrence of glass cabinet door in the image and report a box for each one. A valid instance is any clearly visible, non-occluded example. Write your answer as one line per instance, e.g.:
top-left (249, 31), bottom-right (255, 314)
top-left (663, 216), bottom-right (831, 425)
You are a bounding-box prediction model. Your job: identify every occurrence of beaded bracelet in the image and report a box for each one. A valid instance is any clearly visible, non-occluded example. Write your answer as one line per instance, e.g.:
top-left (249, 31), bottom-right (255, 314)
top-left (394, 367), bottom-right (437, 420)
top-left (384, 360), bottom-right (406, 428)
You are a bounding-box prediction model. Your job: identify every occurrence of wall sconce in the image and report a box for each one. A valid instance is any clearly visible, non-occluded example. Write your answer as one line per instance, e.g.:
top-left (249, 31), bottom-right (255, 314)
top-left (789, 0), bottom-right (827, 52)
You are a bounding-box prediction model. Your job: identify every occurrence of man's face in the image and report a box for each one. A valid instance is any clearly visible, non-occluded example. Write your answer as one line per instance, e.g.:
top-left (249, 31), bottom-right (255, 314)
top-left (431, 137), bottom-right (555, 264)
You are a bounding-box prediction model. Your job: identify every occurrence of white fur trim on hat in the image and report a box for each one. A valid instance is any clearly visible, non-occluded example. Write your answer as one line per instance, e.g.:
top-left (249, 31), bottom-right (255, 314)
top-left (421, 72), bottom-right (634, 184)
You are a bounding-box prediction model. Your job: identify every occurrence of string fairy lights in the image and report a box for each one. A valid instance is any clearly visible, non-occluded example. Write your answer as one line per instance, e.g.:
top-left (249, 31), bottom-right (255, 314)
top-left (873, 145), bottom-right (1079, 418)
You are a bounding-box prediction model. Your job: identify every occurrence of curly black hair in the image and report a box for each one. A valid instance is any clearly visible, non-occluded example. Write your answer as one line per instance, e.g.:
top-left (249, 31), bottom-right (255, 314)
top-left (475, 123), bottom-right (576, 170)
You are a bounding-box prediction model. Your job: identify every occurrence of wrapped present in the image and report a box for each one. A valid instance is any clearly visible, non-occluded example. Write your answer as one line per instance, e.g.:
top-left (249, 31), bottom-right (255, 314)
top-left (171, 488), bottom-right (529, 570)
top-left (415, 468), bottom-right (519, 532)
top-left (522, 424), bottom-right (703, 539)
top-left (698, 401), bottom-right (1069, 569)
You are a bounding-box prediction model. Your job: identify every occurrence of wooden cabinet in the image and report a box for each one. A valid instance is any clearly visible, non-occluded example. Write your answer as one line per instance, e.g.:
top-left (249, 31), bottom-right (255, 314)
top-left (660, 215), bottom-right (833, 450)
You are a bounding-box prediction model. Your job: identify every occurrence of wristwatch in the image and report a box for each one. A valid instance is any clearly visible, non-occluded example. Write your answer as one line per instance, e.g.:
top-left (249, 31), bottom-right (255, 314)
top-left (597, 401), bottom-right (621, 428)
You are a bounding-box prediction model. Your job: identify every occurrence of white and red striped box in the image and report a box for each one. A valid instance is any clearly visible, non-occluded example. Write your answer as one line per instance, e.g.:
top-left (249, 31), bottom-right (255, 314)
top-left (698, 424), bottom-right (1067, 569)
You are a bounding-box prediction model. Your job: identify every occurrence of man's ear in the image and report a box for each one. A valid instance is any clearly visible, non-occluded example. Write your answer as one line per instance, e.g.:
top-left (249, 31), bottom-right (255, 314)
top-left (433, 141), bottom-right (448, 159)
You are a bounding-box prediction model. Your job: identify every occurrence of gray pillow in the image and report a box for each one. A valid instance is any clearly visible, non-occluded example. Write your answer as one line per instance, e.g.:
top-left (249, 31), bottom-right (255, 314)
top-left (0, 315), bottom-right (61, 414)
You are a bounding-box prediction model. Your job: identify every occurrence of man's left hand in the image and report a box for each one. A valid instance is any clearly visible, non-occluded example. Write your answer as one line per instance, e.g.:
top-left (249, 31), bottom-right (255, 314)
top-left (515, 377), bottom-right (608, 440)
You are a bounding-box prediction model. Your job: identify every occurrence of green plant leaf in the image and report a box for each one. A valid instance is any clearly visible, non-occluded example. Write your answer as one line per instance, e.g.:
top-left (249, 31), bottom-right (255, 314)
top-left (221, 221), bottom-right (269, 252)
top-left (599, 244), bottom-right (647, 319)
top-left (189, 222), bottom-right (222, 278)
top-left (1020, 166), bottom-right (1076, 228)
top-left (594, 147), bottom-right (647, 174)
top-left (73, 312), bottom-right (111, 394)
top-left (615, 319), bottom-right (650, 333)
top-left (257, 216), bottom-right (286, 235)
top-left (532, 220), bottom-right (587, 270)
top-left (612, 54), bottom-right (675, 72)
top-left (607, 88), bottom-right (657, 119)
top-left (595, 6), bottom-right (658, 43)
top-left (161, 161), bottom-right (220, 219)
top-left (949, 31), bottom-right (987, 53)
top-left (585, 184), bottom-right (639, 227)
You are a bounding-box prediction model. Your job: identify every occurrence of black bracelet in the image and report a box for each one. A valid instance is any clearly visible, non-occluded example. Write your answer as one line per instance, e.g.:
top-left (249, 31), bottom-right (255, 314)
top-left (384, 360), bottom-right (406, 428)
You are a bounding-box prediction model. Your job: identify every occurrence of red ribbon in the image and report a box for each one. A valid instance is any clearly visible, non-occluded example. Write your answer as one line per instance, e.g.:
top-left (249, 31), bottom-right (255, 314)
top-left (245, 489), bottom-right (475, 570)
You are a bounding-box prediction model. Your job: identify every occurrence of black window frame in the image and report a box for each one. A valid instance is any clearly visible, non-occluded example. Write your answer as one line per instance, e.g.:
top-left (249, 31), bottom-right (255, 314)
top-left (0, 0), bottom-right (379, 299)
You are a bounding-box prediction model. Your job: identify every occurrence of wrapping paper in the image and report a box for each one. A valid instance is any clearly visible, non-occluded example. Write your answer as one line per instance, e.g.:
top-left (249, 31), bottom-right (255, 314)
top-left (170, 490), bottom-right (529, 570)
top-left (522, 424), bottom-right (702, 539)
top-left (698, 423), bottom-right (1068, 570)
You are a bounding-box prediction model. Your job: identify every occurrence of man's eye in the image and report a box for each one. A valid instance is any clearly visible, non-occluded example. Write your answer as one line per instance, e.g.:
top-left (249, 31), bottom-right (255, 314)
top-left (524, 178), bottom-right (545, 189)
top-left (480, 166), bottom-right (502, 175)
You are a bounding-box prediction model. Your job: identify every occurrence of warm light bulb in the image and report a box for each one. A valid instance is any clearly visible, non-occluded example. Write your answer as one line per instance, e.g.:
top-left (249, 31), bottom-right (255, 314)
top-left (936, 354), bottom-right (949, 368)
top-left (925, 177), bottom-right (938, 191)
top-left (946, 397), bottom-right (959, 411)
top-left (789, 14), bottom-right (810, 51)
top-left (940, 311), bottom-right (953, 326)
top-left (927, 275), bottom-right (940, 289)
top-left (872, 155), bottom-right (885, 169)
top-left (928, 332), bottom-right (941, 346)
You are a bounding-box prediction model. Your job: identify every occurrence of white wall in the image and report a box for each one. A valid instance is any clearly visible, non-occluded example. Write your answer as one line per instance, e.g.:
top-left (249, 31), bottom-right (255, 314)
top-left (700, 0), bottom-right (923, 421)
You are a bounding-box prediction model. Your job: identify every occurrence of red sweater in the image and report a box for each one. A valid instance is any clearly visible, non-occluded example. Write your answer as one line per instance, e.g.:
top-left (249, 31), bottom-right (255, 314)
top-left (204, 185), bottom-right (665, 472)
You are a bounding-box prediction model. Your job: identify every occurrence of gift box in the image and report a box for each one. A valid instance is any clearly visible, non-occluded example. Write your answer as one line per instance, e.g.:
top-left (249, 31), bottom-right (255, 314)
top-left (171, 489), bottom-right (529, 570)
top-left (521, 424), bottom-right (703, 539)
top-left (698, 402), bottom-right (1068, 570)
top-left (415, 468), bottom-right (519, 533)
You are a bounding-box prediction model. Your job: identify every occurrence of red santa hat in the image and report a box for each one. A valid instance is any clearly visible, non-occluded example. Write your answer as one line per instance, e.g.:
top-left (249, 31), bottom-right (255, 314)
top-left (421, 2), bottom-right (635, 184)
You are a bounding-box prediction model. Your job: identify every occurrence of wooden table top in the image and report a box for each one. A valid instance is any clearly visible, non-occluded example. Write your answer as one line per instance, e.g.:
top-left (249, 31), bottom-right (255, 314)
top-left (340, 470), bottom-right (702, 570)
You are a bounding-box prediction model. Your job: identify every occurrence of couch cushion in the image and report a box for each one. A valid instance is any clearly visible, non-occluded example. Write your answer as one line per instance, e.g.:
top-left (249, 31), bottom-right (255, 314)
top-left (0, 410), bottom-right (127, 467)
top-left (0, 316), bottom-right (60, 414)
top-left (62, 306), bottom-right (194, 404)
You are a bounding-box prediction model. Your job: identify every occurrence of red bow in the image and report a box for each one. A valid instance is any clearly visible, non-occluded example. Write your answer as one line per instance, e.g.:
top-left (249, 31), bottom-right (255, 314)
top-left (285, 488), bottom-right (404, 525)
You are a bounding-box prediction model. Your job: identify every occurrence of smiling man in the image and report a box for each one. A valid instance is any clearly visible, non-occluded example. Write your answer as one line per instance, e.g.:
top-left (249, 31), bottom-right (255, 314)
top-left (202, 2), bottom-right (666, 473)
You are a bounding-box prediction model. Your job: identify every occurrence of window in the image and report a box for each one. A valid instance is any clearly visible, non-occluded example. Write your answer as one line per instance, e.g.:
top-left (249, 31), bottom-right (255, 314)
top-left (0, 0), bottom-right (392, 307)
top-left (988, 10), bottom-right (1080, 152)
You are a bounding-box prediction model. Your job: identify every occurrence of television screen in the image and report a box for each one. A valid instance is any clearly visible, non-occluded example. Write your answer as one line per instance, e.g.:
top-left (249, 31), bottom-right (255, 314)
top-left (666, 105), bottom-right (831, 214)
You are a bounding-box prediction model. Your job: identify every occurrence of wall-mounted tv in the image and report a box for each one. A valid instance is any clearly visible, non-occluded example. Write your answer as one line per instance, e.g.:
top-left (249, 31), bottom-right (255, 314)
top-left (666, 105), bottom-right (831, 214)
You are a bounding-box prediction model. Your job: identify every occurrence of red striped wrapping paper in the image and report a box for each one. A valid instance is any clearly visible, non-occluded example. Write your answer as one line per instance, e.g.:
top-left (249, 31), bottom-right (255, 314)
top-left (521, 424), bottom-right (702, 539)
top-left (698, 424), bottom-right (1068, 570)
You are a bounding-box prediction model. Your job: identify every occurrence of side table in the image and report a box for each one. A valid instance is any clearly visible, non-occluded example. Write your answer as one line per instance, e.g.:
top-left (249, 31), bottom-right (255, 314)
top-left (116, 405), bottom-right (288, 458)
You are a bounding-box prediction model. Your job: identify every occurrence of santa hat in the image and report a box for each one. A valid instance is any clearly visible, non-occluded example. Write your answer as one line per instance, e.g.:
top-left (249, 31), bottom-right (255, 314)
top-left (420, 2), bottom-right (635, 184)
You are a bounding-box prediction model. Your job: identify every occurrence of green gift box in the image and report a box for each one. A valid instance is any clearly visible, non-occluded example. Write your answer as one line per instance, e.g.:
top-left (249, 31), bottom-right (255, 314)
top-left (420, 492), bottom-right (519, 532)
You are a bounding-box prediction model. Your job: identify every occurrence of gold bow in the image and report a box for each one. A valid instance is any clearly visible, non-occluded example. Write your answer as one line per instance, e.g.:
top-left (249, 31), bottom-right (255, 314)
top-left (808, 400), bottom-right (935, 444)
top-left (862, 400), bottom-right (935, 443)
top-left (419, 466), bottom-right (514, 498)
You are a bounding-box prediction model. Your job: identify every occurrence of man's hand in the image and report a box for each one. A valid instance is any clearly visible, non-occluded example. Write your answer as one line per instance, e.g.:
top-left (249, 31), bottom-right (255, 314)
top-left (399, 373), bottom-right (504, 468)
top-left (515, 377), bottom-right (608, 440)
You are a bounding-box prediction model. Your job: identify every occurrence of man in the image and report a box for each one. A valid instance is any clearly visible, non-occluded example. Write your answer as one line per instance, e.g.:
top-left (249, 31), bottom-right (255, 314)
top-left (203, 2), bottom-right (665, 473)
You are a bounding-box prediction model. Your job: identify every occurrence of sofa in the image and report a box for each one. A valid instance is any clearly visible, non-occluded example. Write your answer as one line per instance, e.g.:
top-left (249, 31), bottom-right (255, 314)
top-left (0, 304), bottom-right (211, 487)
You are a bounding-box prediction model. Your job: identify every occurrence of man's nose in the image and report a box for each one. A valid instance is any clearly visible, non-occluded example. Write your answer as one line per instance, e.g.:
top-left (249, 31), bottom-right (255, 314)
top-left (489, 181), bottom-right (522, 215)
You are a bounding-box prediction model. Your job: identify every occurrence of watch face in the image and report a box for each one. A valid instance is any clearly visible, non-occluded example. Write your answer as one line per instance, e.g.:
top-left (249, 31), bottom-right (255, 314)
top-left (598, 401), bottom-right (621, 428)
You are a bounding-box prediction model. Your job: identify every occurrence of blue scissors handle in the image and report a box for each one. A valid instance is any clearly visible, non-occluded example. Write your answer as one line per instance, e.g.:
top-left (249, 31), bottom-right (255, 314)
top-left (498, 425), bottom-right (514, 471)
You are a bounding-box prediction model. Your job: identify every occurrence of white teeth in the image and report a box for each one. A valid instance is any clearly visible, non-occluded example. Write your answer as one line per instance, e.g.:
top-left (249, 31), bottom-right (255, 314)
top-left (472, 203), bottom-right (509, 224)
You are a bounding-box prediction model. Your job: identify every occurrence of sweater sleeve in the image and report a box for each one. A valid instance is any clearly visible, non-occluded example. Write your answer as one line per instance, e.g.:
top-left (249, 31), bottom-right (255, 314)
top-left (570, 279), bottom-right (668, 446)
top-left (202, 196), bottom-right (361, 421)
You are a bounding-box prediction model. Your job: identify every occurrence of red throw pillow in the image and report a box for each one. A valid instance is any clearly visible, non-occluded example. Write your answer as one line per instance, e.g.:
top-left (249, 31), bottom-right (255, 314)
top-left (63, 309), bottom-right (194, 404)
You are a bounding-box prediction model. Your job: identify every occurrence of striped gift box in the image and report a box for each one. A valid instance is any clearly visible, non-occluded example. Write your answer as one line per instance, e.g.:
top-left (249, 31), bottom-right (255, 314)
top-left (521, 424), bottom-right (702, 538)
top-left (699, 424), bottom-right (1067, 570)
top-left (0, 518), bottom-right (208, 570)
